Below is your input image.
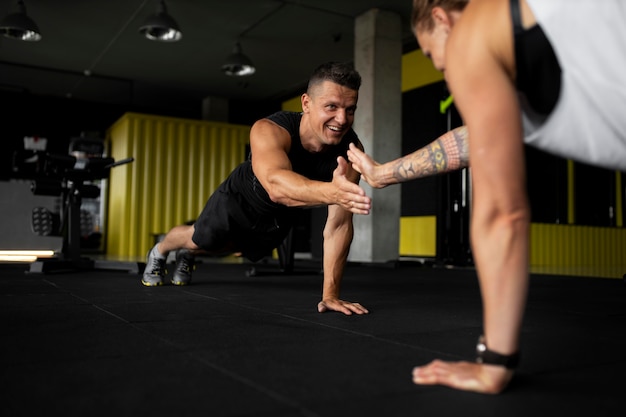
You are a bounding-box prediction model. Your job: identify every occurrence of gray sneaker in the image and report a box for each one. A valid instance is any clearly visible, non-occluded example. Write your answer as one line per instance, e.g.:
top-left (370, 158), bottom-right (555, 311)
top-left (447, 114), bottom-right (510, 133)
top-left (172, 249), bottom-right (195, 286)
top-left (142, 247), bottom-right (167, 286)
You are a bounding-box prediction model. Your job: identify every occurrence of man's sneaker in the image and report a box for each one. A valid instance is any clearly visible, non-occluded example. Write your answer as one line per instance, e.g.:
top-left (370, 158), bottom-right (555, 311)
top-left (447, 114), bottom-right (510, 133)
top-left (172, 249), bottom-right (195, 286)
top-left (142, 247), bottom-right (167, 286)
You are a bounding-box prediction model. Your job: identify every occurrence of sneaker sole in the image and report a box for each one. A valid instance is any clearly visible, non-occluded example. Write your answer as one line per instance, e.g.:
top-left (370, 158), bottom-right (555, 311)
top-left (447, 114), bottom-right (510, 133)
top-left (141, 280), bottom-right (164, 287)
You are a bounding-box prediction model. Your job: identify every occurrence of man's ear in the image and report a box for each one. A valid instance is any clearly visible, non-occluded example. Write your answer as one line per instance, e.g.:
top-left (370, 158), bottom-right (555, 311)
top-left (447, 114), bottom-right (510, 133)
top-left (301, 93), bottom-right (310, 113)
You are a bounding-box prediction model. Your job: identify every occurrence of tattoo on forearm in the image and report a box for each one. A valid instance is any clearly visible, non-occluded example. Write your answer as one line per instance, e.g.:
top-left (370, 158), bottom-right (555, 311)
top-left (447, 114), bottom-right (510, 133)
top-left (454, 126), bottom-right (470, 169)
top-left (442, 126), bottom-right (470, 171)
top-left (391, 126), bottom-right (470, 182)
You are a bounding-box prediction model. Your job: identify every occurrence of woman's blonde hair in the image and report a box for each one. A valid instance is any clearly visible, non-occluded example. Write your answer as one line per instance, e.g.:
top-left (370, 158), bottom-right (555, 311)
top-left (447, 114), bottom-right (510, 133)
top-left (411, 0), bottom-right (469, 32)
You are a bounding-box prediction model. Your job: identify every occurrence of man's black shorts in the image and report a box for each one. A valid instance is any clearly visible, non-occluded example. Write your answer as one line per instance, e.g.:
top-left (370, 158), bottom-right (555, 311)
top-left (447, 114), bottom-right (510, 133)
top-left (191, 183), bottom-right (293, 262)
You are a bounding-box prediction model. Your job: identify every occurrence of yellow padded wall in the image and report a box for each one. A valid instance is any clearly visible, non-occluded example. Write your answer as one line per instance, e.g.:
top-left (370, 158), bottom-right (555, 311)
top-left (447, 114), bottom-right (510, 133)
top-left (401, 49), bottom-right (444, 92)
top-left (105, 112), bottom-right (250, 259)
top-left (530, 223), bottom-right (626, 278)
top-left (399, 216), bottom-right (437, 257)
top-left (282, 96), bottom-right (302, 112)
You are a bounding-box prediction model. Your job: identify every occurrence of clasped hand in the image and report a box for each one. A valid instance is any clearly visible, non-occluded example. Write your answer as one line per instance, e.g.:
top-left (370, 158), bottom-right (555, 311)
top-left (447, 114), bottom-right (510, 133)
top-left (333, 156), bottom-right (371, 214)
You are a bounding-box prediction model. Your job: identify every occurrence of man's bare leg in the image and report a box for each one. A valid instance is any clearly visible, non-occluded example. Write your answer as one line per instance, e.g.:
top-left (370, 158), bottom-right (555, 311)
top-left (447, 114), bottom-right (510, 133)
top-left (157, 224), bottom-right (199, 254)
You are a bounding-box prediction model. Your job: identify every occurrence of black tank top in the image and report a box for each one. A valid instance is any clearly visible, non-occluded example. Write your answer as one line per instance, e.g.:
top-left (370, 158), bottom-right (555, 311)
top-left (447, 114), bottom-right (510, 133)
top-left (227, 111), bottom-right (362, 216)
top-left (511, 0), bottom-right (562, 115)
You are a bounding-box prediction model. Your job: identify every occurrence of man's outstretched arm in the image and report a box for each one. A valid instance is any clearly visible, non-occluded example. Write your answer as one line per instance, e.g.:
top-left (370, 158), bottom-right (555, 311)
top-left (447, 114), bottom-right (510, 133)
top-left (251, 119), bottom-right (371, 214)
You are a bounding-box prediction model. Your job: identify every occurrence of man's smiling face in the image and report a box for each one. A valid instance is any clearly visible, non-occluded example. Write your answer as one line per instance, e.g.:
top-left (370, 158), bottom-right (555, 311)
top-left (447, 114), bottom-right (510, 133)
top-left (301, 80), bottom-right (358, 151)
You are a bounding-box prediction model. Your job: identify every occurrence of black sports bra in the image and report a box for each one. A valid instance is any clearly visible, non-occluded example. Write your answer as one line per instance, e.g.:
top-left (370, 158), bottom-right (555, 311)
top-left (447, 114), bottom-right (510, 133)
top-left (511, 0), bottom-right (562, 116)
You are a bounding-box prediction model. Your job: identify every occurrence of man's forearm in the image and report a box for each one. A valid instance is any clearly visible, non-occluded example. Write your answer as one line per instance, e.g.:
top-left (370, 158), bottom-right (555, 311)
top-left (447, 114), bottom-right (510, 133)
top-left (321, 214), bottom-right (352, 300)
top-left (321, 242), bottom-right (349, 300)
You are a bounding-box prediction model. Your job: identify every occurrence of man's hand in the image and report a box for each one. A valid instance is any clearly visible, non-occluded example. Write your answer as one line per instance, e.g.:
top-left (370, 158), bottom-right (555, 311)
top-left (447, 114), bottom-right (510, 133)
top-left (347, 143), bottom-right (386, 189)
top-left (318, 298), bottom-right (369, 315)
top-left (333, 156), bottom-right (371, 214)
top-left (412, 359), bottom-right (514, 394)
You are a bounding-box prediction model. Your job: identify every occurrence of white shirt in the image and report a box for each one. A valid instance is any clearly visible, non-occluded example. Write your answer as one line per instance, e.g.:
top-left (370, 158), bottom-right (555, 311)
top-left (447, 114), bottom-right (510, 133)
top-left (521, 0), bottom-right (626, 172)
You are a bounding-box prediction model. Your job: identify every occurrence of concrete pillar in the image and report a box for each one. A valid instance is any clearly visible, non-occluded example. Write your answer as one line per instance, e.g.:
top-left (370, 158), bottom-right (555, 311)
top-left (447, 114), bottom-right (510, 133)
top-left (350, 9), bottom-right (402, 263)
top-left (202, 96), bottom-right (229, 122)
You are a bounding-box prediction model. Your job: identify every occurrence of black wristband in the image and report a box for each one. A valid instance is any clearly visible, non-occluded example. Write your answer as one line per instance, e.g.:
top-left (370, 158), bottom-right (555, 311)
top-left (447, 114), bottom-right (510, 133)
top-left (475, 335), bottom-right (520, 369)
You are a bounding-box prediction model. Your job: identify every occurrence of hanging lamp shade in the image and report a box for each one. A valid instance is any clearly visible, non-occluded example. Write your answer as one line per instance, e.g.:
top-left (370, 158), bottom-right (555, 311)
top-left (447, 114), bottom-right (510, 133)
top-left (0, 0), bottom-right (41, 41)
top-left (222, 43), bottom-right (256, 76)
top-left (139, 0), bottom-right (182, 42)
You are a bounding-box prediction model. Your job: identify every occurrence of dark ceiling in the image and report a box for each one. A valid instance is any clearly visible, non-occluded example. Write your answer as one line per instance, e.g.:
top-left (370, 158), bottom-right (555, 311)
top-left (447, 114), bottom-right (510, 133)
top-left (0, 0), bottom-right (418, 116)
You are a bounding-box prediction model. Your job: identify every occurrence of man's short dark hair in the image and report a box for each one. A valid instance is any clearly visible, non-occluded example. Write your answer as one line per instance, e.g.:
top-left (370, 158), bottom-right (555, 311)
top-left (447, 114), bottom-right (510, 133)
top-left (307, 62), bottom-right (362, 93)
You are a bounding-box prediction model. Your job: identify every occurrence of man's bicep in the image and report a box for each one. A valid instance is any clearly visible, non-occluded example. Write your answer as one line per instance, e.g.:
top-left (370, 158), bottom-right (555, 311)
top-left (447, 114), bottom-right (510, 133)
top-left (250, 120), bottom-right (292, 181)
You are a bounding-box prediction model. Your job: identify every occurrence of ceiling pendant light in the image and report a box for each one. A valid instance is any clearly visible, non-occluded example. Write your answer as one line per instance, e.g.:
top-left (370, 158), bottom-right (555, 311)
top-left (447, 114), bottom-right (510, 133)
top-left (0, 0), bottom-right (42, 41)
top-left (221, 42), bottom-right (256, 77)
top-left (139, 0), bottom-right (182, 42)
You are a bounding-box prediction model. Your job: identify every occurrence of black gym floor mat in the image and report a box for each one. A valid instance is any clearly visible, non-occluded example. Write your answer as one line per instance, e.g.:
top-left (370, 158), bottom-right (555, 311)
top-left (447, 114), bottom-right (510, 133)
top-left (1, 260), bottom-right (624, 416)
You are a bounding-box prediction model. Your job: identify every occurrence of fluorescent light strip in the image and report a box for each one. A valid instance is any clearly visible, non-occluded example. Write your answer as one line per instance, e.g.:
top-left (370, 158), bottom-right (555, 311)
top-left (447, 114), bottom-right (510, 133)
top-left (0, 250), bottom-right (55, 257)
top-left (0, 255), bottom-right (38, 262)
top-left (0, 250), bottom-right (55, 262)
